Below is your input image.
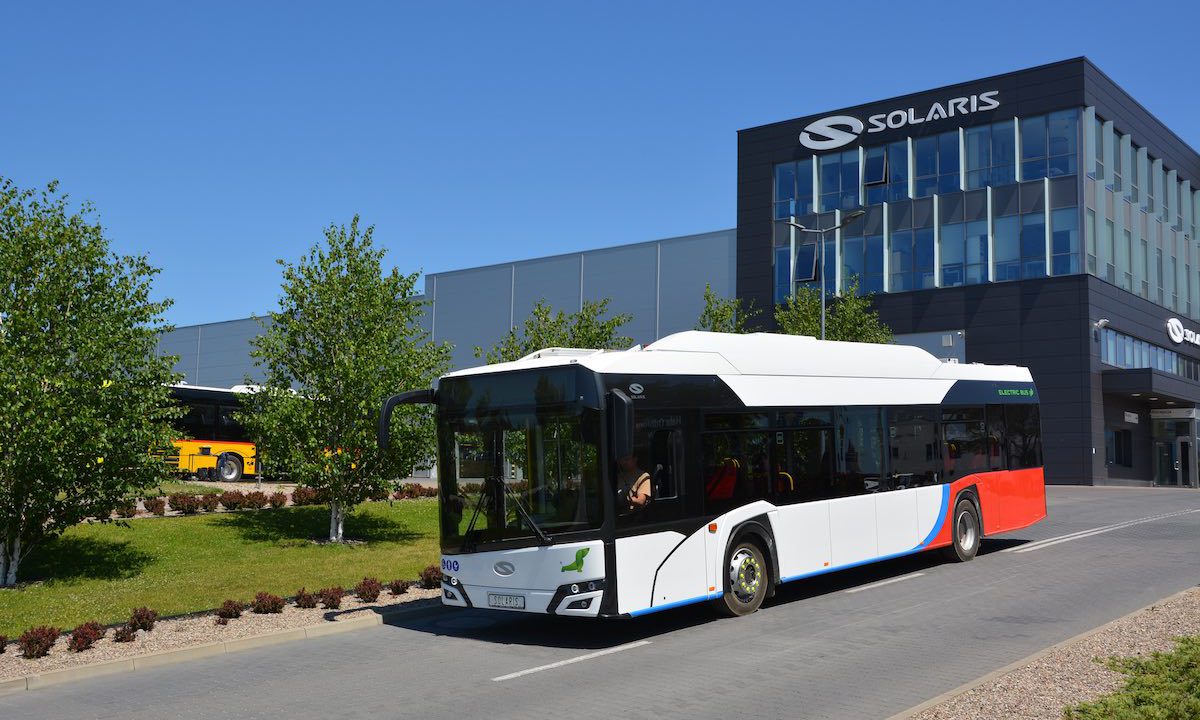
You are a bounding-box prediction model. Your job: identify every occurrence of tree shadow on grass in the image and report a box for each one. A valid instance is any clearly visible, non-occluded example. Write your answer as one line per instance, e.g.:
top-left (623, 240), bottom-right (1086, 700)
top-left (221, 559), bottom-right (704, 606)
top-left (211, 507), bottom-right (423, 545)
top-left (17, 536), bottom-right (155, 583)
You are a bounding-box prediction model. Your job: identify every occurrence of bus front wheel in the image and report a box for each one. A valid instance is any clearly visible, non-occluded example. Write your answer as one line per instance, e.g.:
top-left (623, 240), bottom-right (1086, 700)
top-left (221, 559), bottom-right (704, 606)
top-left (713, 539), bottom-right (769, 617)
top-left (218, 454), bottom-right (243, 483)
top-left (942, 497), bottom-right (981, 563)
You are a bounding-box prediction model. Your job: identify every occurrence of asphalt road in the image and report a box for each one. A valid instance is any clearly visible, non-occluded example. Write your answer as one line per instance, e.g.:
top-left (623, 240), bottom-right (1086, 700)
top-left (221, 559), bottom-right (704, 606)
top-left (4, 486), bottom-right (1199, 720)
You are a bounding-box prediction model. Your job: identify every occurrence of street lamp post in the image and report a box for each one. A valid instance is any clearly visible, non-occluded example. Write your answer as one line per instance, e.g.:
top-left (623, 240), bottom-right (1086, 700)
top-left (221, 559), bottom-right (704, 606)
top-left (784, 210), bottom-right (865, 341)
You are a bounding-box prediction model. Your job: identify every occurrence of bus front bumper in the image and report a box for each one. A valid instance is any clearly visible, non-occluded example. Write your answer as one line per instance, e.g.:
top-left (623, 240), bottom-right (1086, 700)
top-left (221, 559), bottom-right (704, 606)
top-left (440, 576), bottom-right (606, 617)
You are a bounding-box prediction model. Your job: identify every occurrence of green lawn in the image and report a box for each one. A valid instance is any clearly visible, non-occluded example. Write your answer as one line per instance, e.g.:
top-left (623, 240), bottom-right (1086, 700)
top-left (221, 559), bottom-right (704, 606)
top-left (147, 480), bottom-right (222, 496)
top-left (0, 500), bottom-right (439, 636)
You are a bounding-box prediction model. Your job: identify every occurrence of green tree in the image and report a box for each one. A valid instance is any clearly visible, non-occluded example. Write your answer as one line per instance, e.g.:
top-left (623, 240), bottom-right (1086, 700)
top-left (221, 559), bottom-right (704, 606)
top-left (241, 215), bottom-right (449, 542)
top-left (695, 283), bottom-right (760, 333)
top-left (475, 298), bottom-right (632, 364)
top-left (0, 178), bottom-right (181, 586)
top-left (774, 277), bottom-right (893, 343)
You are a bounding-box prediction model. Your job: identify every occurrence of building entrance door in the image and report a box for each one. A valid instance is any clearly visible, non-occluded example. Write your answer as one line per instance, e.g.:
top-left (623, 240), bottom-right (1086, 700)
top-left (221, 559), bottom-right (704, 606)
top-left (1154, 437), bottom-right (1194, 486)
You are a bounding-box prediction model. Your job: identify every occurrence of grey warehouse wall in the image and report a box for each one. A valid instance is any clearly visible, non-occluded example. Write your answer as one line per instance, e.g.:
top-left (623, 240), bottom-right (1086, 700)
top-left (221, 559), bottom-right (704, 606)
top-left (157, 317), bottom-right (266, 388)
top-left (427, 229), bottom-right (738, 369)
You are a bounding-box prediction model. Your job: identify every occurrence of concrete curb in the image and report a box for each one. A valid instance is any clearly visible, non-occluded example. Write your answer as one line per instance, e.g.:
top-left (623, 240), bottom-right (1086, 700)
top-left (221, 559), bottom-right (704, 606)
top-left (0, 598), bottom-right (445, 696)
top-left (886, 585), bottom-right (1199, 720)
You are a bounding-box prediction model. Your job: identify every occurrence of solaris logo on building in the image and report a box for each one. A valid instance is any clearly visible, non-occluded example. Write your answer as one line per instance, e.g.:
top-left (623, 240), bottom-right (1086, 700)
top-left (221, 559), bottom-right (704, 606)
top-left (798, 90), bottom-right (1001, 151)
top-left (1165, 317), bottom-right (1200, 346)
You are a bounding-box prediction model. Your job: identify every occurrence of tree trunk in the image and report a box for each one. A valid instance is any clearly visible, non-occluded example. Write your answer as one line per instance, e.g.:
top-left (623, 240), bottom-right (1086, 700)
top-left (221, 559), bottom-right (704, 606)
top-left (328, 501), bottom-right (345, 542)
top-left (2, 537), bottom-right (19, 587)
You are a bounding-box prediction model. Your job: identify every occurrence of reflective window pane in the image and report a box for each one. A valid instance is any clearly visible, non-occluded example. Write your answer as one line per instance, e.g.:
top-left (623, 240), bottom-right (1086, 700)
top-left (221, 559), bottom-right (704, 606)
top-left (1022, 115), bottom-right (1047, 160)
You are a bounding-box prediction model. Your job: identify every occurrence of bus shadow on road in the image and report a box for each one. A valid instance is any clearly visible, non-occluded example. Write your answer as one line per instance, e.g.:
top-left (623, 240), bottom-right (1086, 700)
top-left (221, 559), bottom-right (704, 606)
top-left (380, 537), bottom-right (1034, 651)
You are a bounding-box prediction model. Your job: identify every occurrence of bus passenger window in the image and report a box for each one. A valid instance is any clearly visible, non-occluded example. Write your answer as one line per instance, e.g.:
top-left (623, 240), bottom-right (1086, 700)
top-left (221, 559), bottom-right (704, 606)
top-left (887, 407), bottom-right (939, 488)
top-left (648, 429), bottom-right (681, 500)
top-left (701, 431), bottom-right (772, 513)
top-left (986, 405), bottom-right (1006, 470)
top-left (782, 428), bottom-right (833, 502)
top-left (1004, 404), bottom-right (1042, 469)
top-left (834, 408), bottom-right (884, 496)
top-left (942, 410), bottom-right (987, 480)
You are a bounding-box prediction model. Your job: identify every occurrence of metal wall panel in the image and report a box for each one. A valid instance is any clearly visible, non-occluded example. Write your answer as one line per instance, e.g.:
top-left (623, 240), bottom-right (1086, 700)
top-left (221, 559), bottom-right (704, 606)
top-left (658, 230), bottom-right (736, 336)
top-left (582, 243), bottom-right (659, 346)
top-left (513, 254), bottom-right (583, 322)
top-left (431, 266), bottom-right (513, 368)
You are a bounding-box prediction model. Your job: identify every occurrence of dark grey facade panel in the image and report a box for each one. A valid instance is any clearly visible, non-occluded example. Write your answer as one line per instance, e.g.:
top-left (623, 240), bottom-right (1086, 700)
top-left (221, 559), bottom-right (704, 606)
top-left (431, 265), bottom-right (513, 368)
top-left (1082, 61), bottom-right (1200, 182)
top-left (658, 230), bottom-right (736, 336)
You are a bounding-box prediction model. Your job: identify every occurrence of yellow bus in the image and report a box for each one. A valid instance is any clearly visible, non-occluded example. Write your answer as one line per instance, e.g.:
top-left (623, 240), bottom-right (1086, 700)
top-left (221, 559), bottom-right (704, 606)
top-left (168, 384), bottom-right (257, 482)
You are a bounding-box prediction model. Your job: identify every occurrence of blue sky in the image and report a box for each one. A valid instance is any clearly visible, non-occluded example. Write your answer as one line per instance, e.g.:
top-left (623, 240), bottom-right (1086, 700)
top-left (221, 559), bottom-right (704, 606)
top-left (3, 1), bottom-right (1199, 326)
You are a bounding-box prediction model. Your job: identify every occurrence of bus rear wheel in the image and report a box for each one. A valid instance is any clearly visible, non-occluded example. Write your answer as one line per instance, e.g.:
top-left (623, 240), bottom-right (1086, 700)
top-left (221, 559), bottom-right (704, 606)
top-left (218, 454), bottom-right (243, 483)
top-left (942, 497), bottom-right (981, 563)
top-left (713, 539), bottom-right (768, 617)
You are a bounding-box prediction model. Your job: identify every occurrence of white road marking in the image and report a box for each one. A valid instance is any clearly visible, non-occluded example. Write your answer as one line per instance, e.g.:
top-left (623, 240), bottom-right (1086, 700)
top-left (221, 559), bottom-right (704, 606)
top-left (1003, 508), bottom-right (1200, 554)
top-left (844, 572), bottom-right (925, 594)
top-left (491, 640), bottom-right (653, 682)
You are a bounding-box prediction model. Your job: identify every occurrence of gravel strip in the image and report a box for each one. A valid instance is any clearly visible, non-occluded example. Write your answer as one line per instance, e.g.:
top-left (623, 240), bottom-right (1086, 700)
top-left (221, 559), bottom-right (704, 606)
top-left (912, 586), bottom-right (1200, 720)
top-left (0, 588), bottom-right (440, 680)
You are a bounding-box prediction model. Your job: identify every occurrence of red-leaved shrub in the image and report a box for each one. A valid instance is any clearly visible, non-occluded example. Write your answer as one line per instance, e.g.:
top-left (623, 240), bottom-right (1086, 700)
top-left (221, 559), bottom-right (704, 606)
top-left (18, 626), bottom-right (60, 658)
top-left (244, 491), bottom-right (268, 510)
top-left (199, 494), bottom-right (220, 512)
top-left (113, 625), bottom-right (136, 643)
top-left (217, 600), bottom-right (245, 620)
top-left (169, 493), bottom-right (199, 514)
top-left (290, 487), bottom-right (321, 506)
top-left (251, 592), bottom-right (285, 614)
top-left (355, 577), bottom-right (383, 602)
top-left (67, 621), bottom-right (105, 652)
top-left (143, 497), bottom-right (166, 516)
top-left (419, 564), bottom-right (442, 589)
top-left (295, 588), bottom-right (318, 609)
top-left (115, 501), bottom-right (138, 518)
top-left (128, 607), bottom-right (158, 632)
top-left (269, 491), bottom-right (287, 509)
top-left (219, 490), bottom-right (245, 510)
top-left (318, 587), bottom-right (345, 609)
top-left (393, 483), bottom-right (437, 500)
top-left (387, 579), bottom-right (411, 596)
top-left (0, 635), bottom-right (7, 653)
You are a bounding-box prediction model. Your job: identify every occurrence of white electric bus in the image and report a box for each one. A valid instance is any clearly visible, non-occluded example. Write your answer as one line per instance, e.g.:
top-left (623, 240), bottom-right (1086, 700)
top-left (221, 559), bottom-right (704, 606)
top-left (380, 331), bottom-right (1046, 618)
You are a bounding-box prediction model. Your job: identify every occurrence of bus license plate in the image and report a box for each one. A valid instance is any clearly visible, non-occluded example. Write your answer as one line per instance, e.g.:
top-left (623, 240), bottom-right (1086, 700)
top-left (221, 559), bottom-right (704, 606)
top-left (488, 593), bottom-right (525, 609)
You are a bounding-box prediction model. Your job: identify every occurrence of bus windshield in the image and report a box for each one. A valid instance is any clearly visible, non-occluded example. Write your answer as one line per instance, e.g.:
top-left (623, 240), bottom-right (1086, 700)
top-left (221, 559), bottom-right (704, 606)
top-left (437, 369), bottom-right (604, 551)
top-left (438, 407), bottom-right (603, 550)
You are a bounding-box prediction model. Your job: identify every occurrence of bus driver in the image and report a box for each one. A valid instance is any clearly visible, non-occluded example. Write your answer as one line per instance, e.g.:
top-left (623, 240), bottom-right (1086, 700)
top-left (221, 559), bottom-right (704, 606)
top-left (617, 453), bottom-right (653, 511)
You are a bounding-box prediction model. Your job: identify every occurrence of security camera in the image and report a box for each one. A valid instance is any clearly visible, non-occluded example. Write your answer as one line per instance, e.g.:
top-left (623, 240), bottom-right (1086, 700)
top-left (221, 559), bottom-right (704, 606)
top-left (1094, 318), bottom-right (1110, 329)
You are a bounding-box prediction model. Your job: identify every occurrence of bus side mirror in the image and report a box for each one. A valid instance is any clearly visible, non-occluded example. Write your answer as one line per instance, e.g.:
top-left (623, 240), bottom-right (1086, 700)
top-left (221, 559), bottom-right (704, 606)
top-left (608, 389), bottom-right (634, 460)
top-left (379, 389), bottom-right (436, 451)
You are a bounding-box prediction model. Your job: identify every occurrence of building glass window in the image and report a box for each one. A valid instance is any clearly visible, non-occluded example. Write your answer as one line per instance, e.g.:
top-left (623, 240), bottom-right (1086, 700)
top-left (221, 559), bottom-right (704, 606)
top-left (965, 126), bottom-right (989, 189)
top-left (775, 159), bottom-right (814, 219)
top-left (913, 137), bottom-right (938, 198)
top-left (819, 150), bottom-right (859, 213)
top-left (991, 120), bottom-right (1016, 186)
top-left (864, 234), bottom-right (884, 294)
top-left (1021, 213), bottom-right (1047, 279)
top-left (1111, 131), bottom-right (1123, 192)
top-left (993, 215), bottom-right (1020, 281)
top-left (1051, 208), bottom-right (1079, 276)
top-left (888, 141), bottom-right (908, 201)
top-left (1085, 209), bottom-right (1097, 275)
top-left (864, 146), bottom-right (886, 205)
top-left (1093, 116), bottom-right (1105, 179)
top-left (1105, 428), bottom-right (1133, 467)
top-left (1099, 327), bottom-right (1200, 381)
top-left (1047, 109), bottom-right (1079, 177)
top-left (1021, 114), bottom-right (1048, 180)
top-left (965, 220), bottom-right (988, 284)
top-left (914, 228), bottom-right (935, 289)
top-left (1118, 229), bottom-right (1133, 290)
top-left (940, 222), bottom-right (966, 287)
top-left (890, 229), bottom-right (913, 291)
top-left (1104, 219), bottom-right (1116, 284)
top-left (1129, 145), bottom-right (1141, 202)
top-left (938, 131), bottom-right (960, 193)
top-left (1140, 238), bottom-right (1149, 298)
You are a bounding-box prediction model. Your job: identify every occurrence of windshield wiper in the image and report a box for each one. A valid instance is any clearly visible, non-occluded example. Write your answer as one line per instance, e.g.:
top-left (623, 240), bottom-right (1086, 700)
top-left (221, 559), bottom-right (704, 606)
top-left (459, 478), bottom-right (492, 552)
top-left (501, 482), bottom-right (553, 546)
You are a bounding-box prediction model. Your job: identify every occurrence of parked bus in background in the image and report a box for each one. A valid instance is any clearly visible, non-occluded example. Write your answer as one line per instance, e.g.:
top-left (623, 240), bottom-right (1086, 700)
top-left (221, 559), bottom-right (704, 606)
top-left (380, 331), bottom-right (1045, 619)
top-left (168, 384), bottom-right (257, 482)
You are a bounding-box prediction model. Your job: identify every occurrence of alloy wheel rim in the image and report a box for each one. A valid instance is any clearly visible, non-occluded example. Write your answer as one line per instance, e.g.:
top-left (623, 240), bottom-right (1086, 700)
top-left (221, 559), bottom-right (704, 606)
top-left (729, 549), bottom-right (761, 603)
top-left (957, 510), bottom-right (977, 552)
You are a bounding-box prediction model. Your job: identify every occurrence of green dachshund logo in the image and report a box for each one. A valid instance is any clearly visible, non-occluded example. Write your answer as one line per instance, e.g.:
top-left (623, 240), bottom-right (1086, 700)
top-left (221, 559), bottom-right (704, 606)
top-left (560, 547), bottom-right (589, 572)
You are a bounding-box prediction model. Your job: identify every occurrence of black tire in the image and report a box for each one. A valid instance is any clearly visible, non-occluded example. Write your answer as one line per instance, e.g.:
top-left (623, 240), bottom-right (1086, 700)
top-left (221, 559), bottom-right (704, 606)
top-left (218, 454), bottom-right (243, 483)
top-left (712, 539), bottom-right (769, 617)
top-left (942, 497), bottom-right (981, 562)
